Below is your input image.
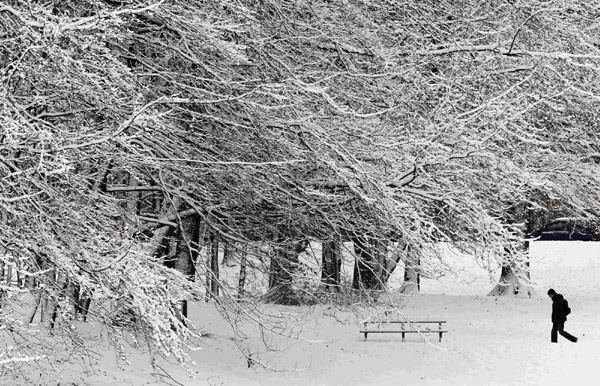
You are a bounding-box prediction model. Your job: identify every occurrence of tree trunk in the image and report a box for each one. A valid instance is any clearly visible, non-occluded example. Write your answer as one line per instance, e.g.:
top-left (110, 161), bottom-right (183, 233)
top-left (352, 236), bottom-right (387, 290)
top-left (487, 261), bottom-right (533, 297)
top-left (152, 196), bottom-right (181, 260)
top-left (489, 205), bottom-right (534, 297)
top-left (0, 261), bottom-right (4, 303)
top-left (28, 290), bottom-right (43, 324)
top-left (73, 283), bottom-right (82, 315)
top-left (6, 264), bottom-right (12, 285)
top-left (174, 214), bottom-right (200, 320)
top-left (81, 297), bottom-right (92, 321)
top-left (16, 270), bottom-right (23, 288)
top-left (264, 240), bottom-right (308, 304)
top-left (238, 246), bottom-right (247, 299)
top-left (488, 247), bottom-right (534, 297)
top-left (382, 245), bottom-right (402, 284)
top-left (321, 238), bottom-right (342, 292)
top-left (523, 208), bottom-right (534, 280)
top-left (49, 276), bottom-right (69, 329)
top-left (207, 233), bottom-right (220, 299)
top-left (399, 248), bottom-right (420, 295)
top-left (222, 242), bottom-right (234, 266)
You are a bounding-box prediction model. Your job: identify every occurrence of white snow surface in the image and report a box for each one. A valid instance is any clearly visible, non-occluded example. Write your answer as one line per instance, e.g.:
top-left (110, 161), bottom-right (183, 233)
top-left (13, 241), bottom-right (600, 386)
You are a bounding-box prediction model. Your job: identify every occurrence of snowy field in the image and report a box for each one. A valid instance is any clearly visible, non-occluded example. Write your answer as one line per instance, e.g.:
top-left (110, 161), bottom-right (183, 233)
top-left (10, 241), bottom-right (600, 386)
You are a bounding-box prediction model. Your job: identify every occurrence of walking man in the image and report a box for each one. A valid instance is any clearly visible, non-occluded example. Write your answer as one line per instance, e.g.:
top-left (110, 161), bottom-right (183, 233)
top-left (548, 288), bottom-right (578, 343)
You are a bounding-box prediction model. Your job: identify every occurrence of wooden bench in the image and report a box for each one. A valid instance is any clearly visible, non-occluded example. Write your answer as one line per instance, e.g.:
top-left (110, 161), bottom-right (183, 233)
top-left (360, 320), bottom-right (447, 342)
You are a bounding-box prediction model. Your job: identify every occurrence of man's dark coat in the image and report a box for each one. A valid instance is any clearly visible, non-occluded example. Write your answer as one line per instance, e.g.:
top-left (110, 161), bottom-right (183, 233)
top-left (551, 293), bottom-right (567, 323)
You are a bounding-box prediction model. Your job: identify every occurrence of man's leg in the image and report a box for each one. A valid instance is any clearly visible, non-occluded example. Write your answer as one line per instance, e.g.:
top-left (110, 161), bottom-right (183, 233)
top-left (551, 323), bottom-right (558, 343)
top-left (558, 323), bottom-right (578, 342)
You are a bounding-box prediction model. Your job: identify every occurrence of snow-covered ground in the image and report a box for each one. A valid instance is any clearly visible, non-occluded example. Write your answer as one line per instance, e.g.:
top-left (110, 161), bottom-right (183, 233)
top-left (10, 241), bottom-right (600, 386)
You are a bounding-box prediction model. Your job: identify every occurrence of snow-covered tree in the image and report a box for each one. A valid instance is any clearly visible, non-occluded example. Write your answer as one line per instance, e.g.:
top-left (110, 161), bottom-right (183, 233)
top-left (2, 0), bottom-right (600, 375)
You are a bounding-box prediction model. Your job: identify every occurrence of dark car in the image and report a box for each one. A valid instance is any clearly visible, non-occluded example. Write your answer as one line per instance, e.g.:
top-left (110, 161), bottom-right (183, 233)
top-left (529, 218), bottom-right (600, 241)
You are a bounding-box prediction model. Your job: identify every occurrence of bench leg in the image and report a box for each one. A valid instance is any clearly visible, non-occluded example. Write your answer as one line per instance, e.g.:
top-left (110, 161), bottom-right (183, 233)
top-left (364, 332), bottom-right (368, 341)
top-left (439, 332), bottom-right (442, 342)
top-left (402, 332), bottom-right (405, 342)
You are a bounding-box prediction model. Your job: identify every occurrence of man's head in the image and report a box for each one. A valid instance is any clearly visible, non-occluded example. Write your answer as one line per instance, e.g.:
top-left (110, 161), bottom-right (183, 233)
top-left (548, 288), bottom-right (556, 299)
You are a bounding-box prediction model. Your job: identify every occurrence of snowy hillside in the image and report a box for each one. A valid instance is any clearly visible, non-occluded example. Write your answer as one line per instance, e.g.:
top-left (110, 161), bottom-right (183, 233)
top-left (406, 241), bottom-right (600, 298)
